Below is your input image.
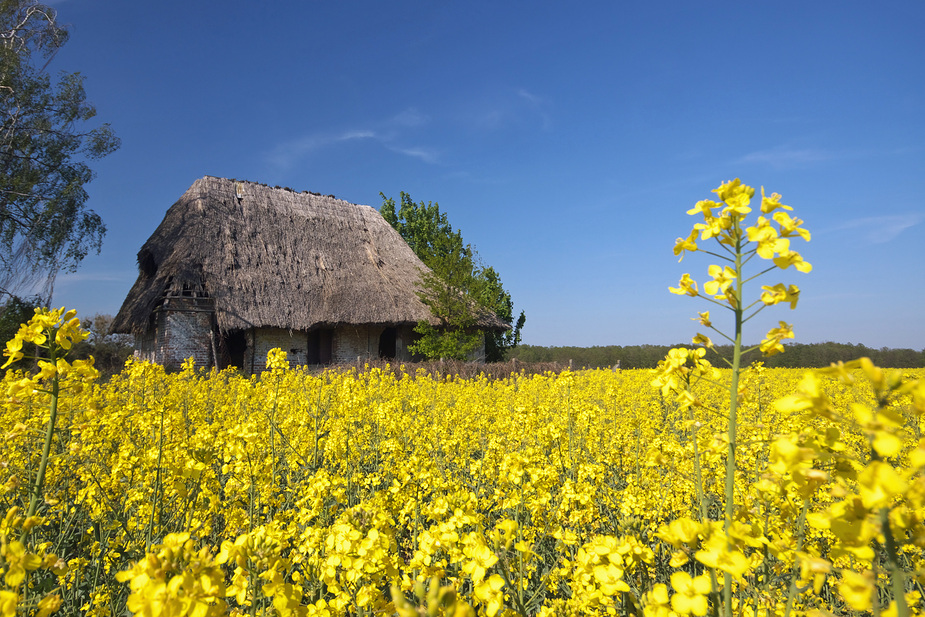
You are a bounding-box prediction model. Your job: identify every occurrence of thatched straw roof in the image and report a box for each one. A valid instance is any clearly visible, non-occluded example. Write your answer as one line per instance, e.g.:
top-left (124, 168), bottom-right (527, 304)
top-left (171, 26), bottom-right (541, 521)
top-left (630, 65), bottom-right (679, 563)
top-left (112, 176), bottom-right (506, 333)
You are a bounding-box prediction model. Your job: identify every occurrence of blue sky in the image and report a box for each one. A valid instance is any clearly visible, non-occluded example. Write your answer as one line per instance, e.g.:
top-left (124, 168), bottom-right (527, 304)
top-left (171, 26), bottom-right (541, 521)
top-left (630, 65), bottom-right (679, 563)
top-left (43, 1), bottom-right (925, 349)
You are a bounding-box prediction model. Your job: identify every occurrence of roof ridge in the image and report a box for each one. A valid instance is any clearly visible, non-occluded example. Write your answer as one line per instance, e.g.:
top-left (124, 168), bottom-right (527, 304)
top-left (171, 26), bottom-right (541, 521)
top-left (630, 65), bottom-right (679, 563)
top-left (194, 175), bottom-right (349, 201)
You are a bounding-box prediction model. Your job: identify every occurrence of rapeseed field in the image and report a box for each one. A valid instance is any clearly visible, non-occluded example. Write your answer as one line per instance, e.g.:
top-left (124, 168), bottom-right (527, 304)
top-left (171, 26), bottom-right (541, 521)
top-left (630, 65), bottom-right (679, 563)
top-left (2, 180), bottom-right (923, 616)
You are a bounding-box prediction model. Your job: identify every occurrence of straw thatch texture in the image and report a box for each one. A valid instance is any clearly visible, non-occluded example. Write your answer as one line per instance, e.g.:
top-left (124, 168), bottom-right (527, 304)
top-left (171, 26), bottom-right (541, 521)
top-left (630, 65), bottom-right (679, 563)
top-left (112, 176), bottom-right (505, 334)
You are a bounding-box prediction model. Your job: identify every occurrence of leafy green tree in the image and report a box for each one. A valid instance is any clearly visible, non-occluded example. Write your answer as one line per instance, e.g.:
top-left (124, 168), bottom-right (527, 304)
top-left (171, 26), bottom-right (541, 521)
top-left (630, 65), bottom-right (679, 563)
top-left (381, 192), bottom-right (525, 361)
top-left (0, 0), bottom-right (119, 300)
top-left (409, 239), bottom-right (483, 361)
top-left (475, 265), bottom-right (525, 362)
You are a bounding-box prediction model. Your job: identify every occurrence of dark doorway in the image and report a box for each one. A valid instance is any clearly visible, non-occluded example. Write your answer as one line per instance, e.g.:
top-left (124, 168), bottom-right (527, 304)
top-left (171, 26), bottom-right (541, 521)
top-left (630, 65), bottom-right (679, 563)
top-left (308, 328), bottom-right (333, 364)
top-left (223, 329), bottom-right (248, 370)
top-left (379, 327), bottom-right (397, 359)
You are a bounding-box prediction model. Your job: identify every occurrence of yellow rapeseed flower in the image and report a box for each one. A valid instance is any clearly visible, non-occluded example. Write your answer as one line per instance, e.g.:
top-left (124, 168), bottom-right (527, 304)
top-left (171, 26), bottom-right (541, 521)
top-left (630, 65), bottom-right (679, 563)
top-left (838, 570), bottom-right (875, 611)
top-left (772, 246), bottom-right (812, 273)
top-left (857, 461), bottom-right (907, 510)
top-left (669, 274), bottom-right (699, 297)
top-left (673, 230), bottom-right (699, 262)
top-left (760, 283), bottom-right (800, 309)
top-left (669, 571), bottom-right (711, 616)
top-left (644, 583), bottom-right (676, 617)
top-left (760, 322), bottom-right (795, 356)
top-left (773, 211), bottom-right (811, 242)
top-left (760, 188), bottom-right (792, 214)
top-left (702, 264), bottom-right (735, 297)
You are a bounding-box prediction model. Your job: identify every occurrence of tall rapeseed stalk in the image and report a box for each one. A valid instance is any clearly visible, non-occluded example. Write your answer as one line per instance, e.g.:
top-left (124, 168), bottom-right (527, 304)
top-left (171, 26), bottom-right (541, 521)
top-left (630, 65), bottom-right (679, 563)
top-left (653, 179), bottom-right (811, 617)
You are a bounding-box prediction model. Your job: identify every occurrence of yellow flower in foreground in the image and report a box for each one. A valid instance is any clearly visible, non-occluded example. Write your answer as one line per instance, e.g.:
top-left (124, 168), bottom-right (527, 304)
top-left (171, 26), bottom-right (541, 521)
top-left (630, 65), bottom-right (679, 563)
top-left (687, 199), bottom-right (719, 218)
top-left (673, 230), bottom-right (699, 262)
top-left (703, 265), bottom-right (736, 297)
top-left (692, 333), bottom-right (713, 349)
top-left (7, 376), bottom-right (35, 399)
top-left (1, 335), bottom-right (24, 369)
top-left (746, 216), bottom-right (788, 259)
top-left (3, 540), bottom-right (42, 587)
top-left (266, 347), bottom-right (289, 371)
top-left (644, 583), bottom-right (676, 617)
top-left (54, 310), bottom-right (86, 350)
top-left (657, 518), bottom-right (702, 549)
top-left (36, 593), bottom-right (62, 617)
top-left (760, 322), bottom-right (795, 356)
top-left (760, 283), bottom-right (800, 309)
top-left (0, 591), bottom-right (18, 617)
top-left (694, 215), bottom-right (733, 241)
top-left (713, 178), bottom-right (754, 216)
top-left (760, 188), bottom-right (792, 214)
top-left (798, 555), bottom-right (831, 595)
top-left (694, 533), bottom-right (751, 581)
top-left (670, 274), bottom-right (699, 297)
top-left (593, 560), bottom-right (631, 596)
top-left (461, 538), bottom-right (497, 582)
top-left (472, 574), bottom-right (505, 617)
top-left (773, 247), bottom-right (812, 273)
top-left (693, 311), bottom-right (711, 327)
top-left (36, 360), bottom-right (57, 381)
top-left (670, 571), bottom-right (711, 616)
top-left (839, 570), bottom-right (875, 611)
top-left (858, 461), bottom-right (907, 510)
top-left (773, 211), bottom-right (811, 242)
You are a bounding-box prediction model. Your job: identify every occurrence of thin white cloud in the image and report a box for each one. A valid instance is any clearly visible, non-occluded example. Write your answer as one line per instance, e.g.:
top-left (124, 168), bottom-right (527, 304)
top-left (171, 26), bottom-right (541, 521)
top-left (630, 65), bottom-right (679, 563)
top-left (389, 108), bottom-right (429, 128)
top-left (339, 130), bottom-right (377, 141)
top-left (266, 109), bottom-right (436, 170)
top-left (737, 144), bottom-right (913, 169)
top-left (266, 130), bottom-right (378, 169)
top-left (387, 146), bottom-right (439, 164)
top-left (460, 88), bottom-right (552, 132)
top-left (517, 88), bottom-right (551, 130)
top-left (738, 146), bottom-right (834, 168)
top-left (516, 89), bottom-right (541, 106)
top-left (467, 108), bottom-right (506, 130)
top-left (833, 213), bottom-right (925, 244)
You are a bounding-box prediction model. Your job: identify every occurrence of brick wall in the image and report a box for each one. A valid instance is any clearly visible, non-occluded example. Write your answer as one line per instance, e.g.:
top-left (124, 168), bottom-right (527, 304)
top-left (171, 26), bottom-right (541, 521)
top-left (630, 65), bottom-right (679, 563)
top-left (133, 327), bottom-right (157, 364)
top-left (333, 325), bottom-right (377, 363)
top-left (132, 299), bottom-right (216, 370)
top-left (160, 309), bottom-right (213, 370)
top-left (252, 328), bottom-right (308, 373)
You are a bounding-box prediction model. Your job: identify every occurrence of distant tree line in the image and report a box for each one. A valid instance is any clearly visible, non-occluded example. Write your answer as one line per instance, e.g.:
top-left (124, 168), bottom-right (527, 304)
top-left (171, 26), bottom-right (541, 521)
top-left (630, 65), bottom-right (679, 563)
top-left (510, 342), bottom-right (925, 370)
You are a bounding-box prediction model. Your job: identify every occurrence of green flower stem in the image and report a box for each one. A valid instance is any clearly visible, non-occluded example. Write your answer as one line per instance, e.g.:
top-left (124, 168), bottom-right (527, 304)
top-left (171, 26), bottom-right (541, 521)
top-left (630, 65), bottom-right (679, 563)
top-left (783, 499), bottom-right (809, 617)
top-left (25, 370), bottom-right (59, 525)
top-left (688, 403), bottom-right (722, 602)
top-left (24, 338), bottom-right (61, 541)
top-left (880, 506), bottom-right (910, 617)
top-left (145, 404), bottom-right (167, 551)
top-left (723, 229), bottom-right (745, 617)
top-left (868, 404), bottom-right (910, 617)
top-left (688, 407), bottom-right (708, 523)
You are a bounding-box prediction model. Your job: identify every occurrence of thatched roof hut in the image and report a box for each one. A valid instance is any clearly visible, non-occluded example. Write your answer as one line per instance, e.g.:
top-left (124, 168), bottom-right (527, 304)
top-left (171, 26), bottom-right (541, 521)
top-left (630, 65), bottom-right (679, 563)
top-left (113, 176), bottom-right (504, 371)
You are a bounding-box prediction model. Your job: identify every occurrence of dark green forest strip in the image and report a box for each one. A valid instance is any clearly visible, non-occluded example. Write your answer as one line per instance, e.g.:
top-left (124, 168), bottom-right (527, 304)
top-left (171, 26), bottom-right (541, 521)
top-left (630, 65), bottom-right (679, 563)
top-left (509, 342), bottom-right (925, 370)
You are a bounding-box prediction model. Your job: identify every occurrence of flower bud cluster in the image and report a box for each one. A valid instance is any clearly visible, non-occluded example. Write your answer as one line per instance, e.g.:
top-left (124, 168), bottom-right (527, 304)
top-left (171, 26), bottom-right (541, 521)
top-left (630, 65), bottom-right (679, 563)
top-left (669, 179), bottom-right (812, 357)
